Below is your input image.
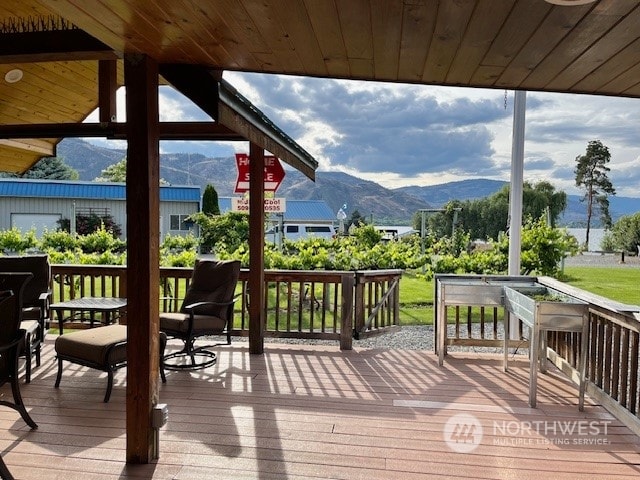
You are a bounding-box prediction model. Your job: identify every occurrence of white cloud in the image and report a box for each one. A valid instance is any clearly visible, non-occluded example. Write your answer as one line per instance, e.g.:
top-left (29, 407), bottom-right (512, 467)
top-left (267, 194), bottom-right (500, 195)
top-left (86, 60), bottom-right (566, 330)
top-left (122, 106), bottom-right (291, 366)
top-left (82, 72), bottom-right (640, 197)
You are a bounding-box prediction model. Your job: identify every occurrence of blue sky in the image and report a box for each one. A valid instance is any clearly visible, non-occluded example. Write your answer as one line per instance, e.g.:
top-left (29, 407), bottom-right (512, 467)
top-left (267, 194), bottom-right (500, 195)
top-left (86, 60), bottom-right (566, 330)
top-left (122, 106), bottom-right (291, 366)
top-left (86, 72), bottom-right (640, 197)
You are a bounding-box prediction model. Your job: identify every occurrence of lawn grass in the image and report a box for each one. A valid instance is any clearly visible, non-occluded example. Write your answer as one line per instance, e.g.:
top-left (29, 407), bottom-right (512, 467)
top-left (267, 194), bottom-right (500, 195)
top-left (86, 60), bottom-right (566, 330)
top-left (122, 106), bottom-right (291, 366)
top-left (560, 266), bottom-right (640, 305)
top-left (397, 267), bottom-right (640, 326)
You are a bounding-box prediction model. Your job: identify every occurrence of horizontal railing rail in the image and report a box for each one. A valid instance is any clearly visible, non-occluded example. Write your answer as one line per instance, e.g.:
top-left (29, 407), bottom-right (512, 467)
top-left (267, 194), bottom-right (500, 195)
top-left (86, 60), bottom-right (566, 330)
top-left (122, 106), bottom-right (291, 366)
top-left (50, 264), bottom-right (402, 350)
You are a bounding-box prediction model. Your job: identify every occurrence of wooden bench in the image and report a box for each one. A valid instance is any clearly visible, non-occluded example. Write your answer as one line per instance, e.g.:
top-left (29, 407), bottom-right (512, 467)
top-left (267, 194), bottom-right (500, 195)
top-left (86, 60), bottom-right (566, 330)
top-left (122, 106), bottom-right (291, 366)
top-left (54, 325), bottom-right (167, 402)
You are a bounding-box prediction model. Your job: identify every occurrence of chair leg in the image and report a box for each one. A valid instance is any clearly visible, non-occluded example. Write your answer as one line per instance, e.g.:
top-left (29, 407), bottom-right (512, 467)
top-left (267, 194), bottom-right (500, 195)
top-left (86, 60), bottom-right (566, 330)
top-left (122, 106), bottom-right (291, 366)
top-left (0, 454), bottom-right (15, 480)
top-left (24, 351), bottom-right (31, 384)
top-left (9, 376), bottom-right (37, 429)
top-left (54, 357), bottom-right (63, 388)
top-left (104, 370), bottom-right (114, 403)
top-left (35, 343), bottom-right (41, 367)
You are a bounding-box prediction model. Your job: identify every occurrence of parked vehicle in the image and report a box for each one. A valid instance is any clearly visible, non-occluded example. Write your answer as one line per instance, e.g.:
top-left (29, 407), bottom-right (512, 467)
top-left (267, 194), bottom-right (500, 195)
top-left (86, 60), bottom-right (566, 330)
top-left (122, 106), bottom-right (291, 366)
top-left (265, 223), bottom-right (336, 243)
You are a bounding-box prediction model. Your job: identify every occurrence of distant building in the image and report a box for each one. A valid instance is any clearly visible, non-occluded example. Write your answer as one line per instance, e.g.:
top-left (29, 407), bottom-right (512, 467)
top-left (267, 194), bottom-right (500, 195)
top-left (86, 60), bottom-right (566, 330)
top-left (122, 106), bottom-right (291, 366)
top-left (218, 197), bottom-right (335, 225)
top-left (374, 225), bottom-right (418, 241)
top-left (0, 178), bottom-right (201, 239)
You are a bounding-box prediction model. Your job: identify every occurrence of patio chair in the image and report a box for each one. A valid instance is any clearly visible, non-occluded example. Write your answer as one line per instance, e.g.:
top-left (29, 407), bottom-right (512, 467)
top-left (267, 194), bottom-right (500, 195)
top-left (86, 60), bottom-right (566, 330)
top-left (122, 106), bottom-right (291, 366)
top-left (0, 273), bottom-right (38, 430)
top-left (160, 259), bottom-right (240, 370)
top-left (0, 255), bottom-right (52, 383)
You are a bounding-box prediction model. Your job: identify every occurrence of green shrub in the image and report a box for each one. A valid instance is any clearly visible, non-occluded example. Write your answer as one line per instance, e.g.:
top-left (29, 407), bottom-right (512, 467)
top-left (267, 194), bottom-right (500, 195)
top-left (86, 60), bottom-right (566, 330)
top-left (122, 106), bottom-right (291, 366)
top-left (40, 229), bottom-right (78, 251)
top-left (0, 227), bottom-right (37, 253)
top-left (78, 224), bottom-right (126, 253)
top-left (161, 233), bottom-right (199, 252)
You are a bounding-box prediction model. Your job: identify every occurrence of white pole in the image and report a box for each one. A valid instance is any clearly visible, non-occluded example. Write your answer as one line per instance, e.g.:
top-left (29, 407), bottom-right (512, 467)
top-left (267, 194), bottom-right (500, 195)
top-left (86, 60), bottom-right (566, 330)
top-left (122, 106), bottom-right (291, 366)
top-left (508, 90), bottom-right (526, 339)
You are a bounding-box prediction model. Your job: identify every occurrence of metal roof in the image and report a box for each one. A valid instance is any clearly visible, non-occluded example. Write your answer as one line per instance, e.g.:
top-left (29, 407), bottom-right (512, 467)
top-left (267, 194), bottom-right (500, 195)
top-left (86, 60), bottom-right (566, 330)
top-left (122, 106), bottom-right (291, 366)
top-left (0, 179), bottom-right (200, 202)
top-left (219, 197), bottom-right (335, 223)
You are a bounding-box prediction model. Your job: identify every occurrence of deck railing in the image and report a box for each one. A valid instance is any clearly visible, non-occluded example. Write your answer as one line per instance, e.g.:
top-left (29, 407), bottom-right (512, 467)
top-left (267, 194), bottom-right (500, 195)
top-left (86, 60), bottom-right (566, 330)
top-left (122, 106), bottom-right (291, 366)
top-left (50, 264), bottom-right (402, 350)
top-left (434, 274), bottom-right (640, 436)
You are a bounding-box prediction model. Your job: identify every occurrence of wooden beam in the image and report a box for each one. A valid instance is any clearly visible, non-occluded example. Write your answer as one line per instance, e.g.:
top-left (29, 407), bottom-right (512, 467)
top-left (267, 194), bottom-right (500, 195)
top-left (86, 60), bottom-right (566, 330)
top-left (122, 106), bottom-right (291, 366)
top-left (0, 30), bottom-right (117, 63)
top-left (124, 53), bottom-right (160, 463)
top-left (0, 122), bottom-right (244, 140)
top-left (99, 60), bottom-right (118, 123)
top-left (159, 64), bottom-right (222, 121)
top-left (0, 139), bottom-right (53, 156)
top-left (248, 142), bottom-right (265, 355)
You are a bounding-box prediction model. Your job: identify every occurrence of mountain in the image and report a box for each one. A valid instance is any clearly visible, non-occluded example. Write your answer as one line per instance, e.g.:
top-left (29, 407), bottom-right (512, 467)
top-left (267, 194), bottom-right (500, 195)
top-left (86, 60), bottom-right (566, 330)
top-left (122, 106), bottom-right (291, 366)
top-left (56, 139), bottom-right (429, 224)
top-left (56, 139), bottom-right (640, 226)
top-left (395, 179), bottom-right (508, 205)
top-left (394, 179), bottom-right (640, 226)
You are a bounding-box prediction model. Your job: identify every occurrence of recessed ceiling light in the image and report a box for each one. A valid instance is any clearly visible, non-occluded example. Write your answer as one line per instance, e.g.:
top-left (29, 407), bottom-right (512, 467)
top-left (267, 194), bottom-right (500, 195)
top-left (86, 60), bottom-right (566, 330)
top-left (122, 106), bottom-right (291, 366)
top-left (4, 69), bottom-right (23, 83)
top-left (545, 0), bottom-right (597, 5)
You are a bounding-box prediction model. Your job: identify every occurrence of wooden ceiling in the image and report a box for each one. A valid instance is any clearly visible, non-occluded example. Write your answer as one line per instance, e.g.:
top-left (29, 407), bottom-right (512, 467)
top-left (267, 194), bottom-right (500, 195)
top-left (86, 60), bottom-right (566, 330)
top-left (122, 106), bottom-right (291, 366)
top-left (2, 0), bottom-right (640, 173)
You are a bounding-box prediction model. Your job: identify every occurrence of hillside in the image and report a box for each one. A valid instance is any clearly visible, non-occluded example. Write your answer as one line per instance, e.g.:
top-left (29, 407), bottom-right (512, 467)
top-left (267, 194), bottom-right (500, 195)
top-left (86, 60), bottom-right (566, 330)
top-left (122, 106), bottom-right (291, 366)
top-left (56, 139), bottom-right (640, 226)
top-left (57, 139), bottom-right (429, 224)
top-left (395, 179), bottom-right (640, 226)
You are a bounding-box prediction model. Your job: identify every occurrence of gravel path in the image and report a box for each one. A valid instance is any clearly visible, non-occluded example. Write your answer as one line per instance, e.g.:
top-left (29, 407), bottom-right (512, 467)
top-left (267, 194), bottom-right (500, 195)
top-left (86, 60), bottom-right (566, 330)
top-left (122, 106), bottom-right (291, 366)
top-left (563, 252), bottom-right (640, 268)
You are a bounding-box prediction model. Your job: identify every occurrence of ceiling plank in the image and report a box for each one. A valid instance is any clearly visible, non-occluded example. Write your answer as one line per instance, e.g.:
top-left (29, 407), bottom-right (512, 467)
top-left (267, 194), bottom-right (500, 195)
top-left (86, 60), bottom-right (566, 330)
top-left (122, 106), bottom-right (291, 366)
top-left (421, 0), bottom-right (475, 84)
top-left (520, 0), bottom-right (634, 90)
top-left (496, 4), bottom-right (592, 88)
top-left (152, 0), bottom-right (239, 69)
top-left (269, 0), bottom-right (327, 75)
top-left (573, 38), bottom-right (640, 94)
top-left (336, 0), bottom-right (373, 78)
top-left (481, 1), bottom-right (551, 68)
top-left (370, 0), bottom-right (402, 81)
top-left (397, 0), bottom-right (437, 82)
top-left (241, 0), bottom-right (305, 73)
top-left (303, 0), bottom-right (350, 77)
top-left (446, 1), bottom-right (513, 85)
top-left (547, 5), bottom-right (640, 91)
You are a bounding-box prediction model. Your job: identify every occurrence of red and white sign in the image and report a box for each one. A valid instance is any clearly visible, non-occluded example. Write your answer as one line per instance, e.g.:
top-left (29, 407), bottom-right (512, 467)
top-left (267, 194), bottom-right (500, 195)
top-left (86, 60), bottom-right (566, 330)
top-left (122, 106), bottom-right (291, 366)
top-left (231, 197), bottom-right (286, 213)
top-left (234, 153), bottom-right (285, 193)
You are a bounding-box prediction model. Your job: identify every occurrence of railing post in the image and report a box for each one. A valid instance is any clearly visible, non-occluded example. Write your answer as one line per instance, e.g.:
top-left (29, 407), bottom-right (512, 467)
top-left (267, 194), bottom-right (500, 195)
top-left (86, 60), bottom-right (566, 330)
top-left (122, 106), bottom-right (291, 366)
top-left (340, 273), bottom-right (354, 350)
top-left (353, 271), bottom-right (364, 337)
top-left (119, 269), bottom-right (128, 324)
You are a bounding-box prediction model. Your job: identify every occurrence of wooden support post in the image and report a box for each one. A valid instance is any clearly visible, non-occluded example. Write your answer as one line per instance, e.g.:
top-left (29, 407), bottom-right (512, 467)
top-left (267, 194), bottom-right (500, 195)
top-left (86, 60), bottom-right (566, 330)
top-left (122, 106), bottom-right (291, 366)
top-left (340, 273), bottom-right (354, 350)
top-left (99, 59), bottom-right (117, 123)
top-left (248, 142), bottom-right (265, 355)
top-left (123, 53), bottom-right (160, 463)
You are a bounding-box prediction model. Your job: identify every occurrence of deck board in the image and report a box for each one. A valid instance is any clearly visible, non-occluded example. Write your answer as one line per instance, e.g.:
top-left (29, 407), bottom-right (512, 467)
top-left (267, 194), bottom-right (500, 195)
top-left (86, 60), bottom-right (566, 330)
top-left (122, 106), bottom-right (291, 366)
top-left (0, 337), bottom-right (638, 479)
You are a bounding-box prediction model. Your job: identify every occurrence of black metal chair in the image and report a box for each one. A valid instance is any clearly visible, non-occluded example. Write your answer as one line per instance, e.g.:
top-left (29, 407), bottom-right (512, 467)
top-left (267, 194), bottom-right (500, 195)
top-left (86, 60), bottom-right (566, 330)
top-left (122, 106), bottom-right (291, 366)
top-left (160, 259), bottom-right (240, 370)
top-left (0, 255), bottom-right (52, 383)
top-left (0, 274), bottom-right (39, 480)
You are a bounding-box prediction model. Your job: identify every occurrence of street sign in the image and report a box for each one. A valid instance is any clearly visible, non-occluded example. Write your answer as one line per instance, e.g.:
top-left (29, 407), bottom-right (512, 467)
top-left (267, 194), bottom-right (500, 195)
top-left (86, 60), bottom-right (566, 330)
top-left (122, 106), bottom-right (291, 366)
top-left (234, 153), bottom-right (285, 193)
top-left (231, 197), bottom-right (286, 213)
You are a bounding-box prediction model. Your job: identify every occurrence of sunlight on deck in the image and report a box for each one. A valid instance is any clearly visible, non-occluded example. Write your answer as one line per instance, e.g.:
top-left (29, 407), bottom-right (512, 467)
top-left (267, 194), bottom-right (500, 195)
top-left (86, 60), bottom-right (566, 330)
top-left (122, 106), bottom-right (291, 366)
top-left (0, 337), bottom-right (639, 479)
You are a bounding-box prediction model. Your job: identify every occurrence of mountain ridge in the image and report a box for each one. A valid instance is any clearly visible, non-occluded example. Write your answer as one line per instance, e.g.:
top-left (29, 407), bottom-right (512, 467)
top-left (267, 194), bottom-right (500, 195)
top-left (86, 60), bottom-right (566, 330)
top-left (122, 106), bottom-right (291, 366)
top-left (57, 139), bottom-right (640, 226)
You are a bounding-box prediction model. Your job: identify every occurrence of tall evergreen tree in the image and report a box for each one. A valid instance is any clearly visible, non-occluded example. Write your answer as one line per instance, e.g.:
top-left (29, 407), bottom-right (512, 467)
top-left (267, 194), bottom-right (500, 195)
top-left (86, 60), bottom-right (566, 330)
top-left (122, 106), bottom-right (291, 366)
top-left (575, 140), bottom-right (616, 250)
top-left (202, 184), bottom-right (220, 215)
top-left (0, 156), bottom-right (79, 180)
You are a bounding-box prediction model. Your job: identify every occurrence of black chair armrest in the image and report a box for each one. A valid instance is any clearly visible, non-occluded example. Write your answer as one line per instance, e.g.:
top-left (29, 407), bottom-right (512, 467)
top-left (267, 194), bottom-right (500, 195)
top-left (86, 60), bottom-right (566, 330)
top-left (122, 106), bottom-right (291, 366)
top-left (183, 300), bottom-right (235, 311)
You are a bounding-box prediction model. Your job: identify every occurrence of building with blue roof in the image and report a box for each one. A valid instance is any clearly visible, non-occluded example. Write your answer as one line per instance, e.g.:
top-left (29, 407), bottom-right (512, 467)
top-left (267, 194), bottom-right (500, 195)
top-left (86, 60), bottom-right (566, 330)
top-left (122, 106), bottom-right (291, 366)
top-left (0, 178), bottom-right (201, 239)
top-left (218, 197), bottom-right (335, 224)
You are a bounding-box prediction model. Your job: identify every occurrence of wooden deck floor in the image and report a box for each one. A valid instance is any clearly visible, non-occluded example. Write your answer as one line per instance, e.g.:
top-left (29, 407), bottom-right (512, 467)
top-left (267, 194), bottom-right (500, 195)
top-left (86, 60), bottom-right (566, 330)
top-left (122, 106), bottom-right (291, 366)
top-left (1, 337), bottom-right (640, 479)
